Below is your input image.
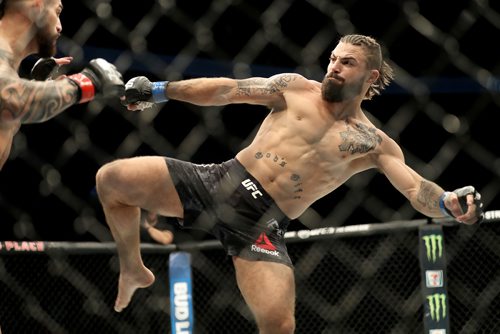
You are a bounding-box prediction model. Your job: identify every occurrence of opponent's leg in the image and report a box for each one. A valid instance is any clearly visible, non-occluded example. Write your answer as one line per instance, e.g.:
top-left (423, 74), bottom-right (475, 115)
top-left (233, 257), bottom-right (296, 334)
top-left (95, 156), bottom-right (183, 312)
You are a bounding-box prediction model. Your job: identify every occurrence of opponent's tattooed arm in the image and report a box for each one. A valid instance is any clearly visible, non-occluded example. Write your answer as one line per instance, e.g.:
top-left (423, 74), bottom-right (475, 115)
top-left (0, 75), bottom-right (78, 124)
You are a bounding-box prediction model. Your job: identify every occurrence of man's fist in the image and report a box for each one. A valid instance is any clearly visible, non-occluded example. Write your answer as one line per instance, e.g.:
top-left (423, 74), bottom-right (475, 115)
top-left (125, 76), bottom-right (168, 110)
top-left (31, 56), bottom-right (73, 81)
top-left (440, 186), bottom-right (484, 224)
top-left (67, 58), bottom-right (124, 104)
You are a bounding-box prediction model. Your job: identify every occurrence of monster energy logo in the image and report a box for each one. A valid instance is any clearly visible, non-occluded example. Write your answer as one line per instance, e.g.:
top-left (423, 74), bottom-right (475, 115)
top-left (427, 293), bottom-right (447, 321)
top-left (422, 234), bottom-right (443, 263)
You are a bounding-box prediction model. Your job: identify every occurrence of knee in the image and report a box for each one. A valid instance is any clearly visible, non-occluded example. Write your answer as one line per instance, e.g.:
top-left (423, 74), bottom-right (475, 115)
top-left (258, 313), bottom-right (295, 334)
top-left (95, 160), bottom-right (126, 201)
top-left (276, 316), bottom-right (295, 334)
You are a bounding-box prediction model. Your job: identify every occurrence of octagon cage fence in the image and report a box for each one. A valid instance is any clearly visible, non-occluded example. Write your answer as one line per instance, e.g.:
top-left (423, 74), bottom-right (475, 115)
top-left (1, 213), bottom-right (500, 333)
top-left (1, 0), bottom-right (500, 333)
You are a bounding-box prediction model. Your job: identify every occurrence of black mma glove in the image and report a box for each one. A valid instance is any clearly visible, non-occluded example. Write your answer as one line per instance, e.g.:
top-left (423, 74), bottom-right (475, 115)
top-left (67, 58), bottom-right (124, 104)
top-left (125, 76), bottom-right (169, 109)
top-left (439, 186), bottom-right (484, 223)
top-left (31, 57), bottom-right (59, 81)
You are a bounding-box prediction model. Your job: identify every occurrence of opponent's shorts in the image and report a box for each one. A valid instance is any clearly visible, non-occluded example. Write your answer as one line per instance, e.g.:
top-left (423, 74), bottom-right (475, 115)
top-left (165, 157), bottom-right (292, 268)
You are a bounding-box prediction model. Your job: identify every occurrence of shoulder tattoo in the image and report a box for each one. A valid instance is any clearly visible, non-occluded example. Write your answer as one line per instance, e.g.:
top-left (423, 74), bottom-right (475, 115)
top-left (236, 74), bottom-right (299, 96)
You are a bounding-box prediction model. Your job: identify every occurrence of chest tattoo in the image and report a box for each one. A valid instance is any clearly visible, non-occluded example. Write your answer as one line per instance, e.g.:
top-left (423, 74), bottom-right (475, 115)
top-left (338, 122), bottom-right (382, 154)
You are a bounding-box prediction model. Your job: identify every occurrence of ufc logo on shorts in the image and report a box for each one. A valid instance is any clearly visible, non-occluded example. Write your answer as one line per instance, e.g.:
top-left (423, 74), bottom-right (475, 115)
top-left (242, 179), bottom-right (263, 199)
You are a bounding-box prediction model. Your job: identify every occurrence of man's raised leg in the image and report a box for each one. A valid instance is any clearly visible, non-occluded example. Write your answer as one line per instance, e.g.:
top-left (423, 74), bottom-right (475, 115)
top-left (95, 156), bottom-right (183, 312)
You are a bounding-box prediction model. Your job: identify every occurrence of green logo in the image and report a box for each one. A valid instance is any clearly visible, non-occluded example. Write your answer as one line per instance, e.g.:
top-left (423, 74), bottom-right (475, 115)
top-left (427, 293), bottom-right (447, 321)
top-left (422, 234), bottom-right (443, 262)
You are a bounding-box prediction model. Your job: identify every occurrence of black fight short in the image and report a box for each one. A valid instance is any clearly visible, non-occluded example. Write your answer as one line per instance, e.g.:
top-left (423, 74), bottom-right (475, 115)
top-left (165, 157), bottom-right (293, 268)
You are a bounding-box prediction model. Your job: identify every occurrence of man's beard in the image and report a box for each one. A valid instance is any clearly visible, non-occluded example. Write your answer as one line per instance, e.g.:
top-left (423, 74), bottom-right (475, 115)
top-left (321, 74), bottom-right (364, 102)
top-left (36, 30), bottom-right (57, 58)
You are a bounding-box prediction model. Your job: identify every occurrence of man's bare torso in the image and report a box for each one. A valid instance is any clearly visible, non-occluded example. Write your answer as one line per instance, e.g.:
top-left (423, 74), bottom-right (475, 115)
top-left (236, 79), bottom-right (389, 219)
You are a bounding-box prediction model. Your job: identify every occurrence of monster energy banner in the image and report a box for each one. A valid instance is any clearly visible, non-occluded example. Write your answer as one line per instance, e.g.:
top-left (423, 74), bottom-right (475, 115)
top-left (419, 224), bottom-right (450, 333)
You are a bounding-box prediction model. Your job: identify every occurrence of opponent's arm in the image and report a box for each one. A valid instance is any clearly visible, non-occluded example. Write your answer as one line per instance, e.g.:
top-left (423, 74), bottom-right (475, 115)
top-left (375, 137), bottom-right (483, 224)
top-left (0, 58), bottom-right (124, 124)
top-left (124, 73), bottom-right (304, 110)
top-left (0, 75), bottom-right (77, 123)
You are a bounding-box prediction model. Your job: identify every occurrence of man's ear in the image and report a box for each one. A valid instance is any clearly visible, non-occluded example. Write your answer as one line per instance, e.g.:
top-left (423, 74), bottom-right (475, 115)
top-left (367, 69), bottom-right (380, 84)
top-left (27, 0), bottom-right (43, 13)
top-left (33, 0), bottom-right (44, 8)
top-left (30, 0), bottom-right (47, 28)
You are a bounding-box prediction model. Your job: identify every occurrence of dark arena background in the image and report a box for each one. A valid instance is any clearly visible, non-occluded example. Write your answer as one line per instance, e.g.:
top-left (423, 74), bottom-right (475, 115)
top-left (1, 0), bottom-right (500, 333)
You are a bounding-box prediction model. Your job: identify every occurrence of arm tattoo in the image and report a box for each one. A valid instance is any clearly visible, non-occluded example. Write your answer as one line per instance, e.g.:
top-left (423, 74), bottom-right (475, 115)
top-left (417, 180), bottom-right (440, 210)
top-left (0, 50), bottom-right (15, 69)
top-left (236, 74), bottom-right (299, 97)
top-left (0, 78), bottom-right (77, 123)
top-left (338, 122), bottom-right (382, 154)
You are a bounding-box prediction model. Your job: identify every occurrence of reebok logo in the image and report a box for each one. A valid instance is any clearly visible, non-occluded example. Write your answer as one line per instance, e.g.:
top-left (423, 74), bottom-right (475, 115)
top-left (242, 179), bottom-right (263, 199)
top-left (255, 232), bottom-right (276, 250)
top-left (251, 232), bottom-right (280, 257)
top-left (251, 244), bottom-right (280, 257)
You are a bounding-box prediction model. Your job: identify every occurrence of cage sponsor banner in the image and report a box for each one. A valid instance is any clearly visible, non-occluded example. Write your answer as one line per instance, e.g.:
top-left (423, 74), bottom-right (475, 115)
top-left (169, 252), bottom-right (194, 334)
top-left (0, 241), bottom-right (45, 252)
top-left (419, 224), bottom-right (449, 333)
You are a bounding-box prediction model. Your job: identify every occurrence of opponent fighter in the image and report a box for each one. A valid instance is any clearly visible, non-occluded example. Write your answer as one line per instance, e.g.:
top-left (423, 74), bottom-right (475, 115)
top-left (96, 34), bottom-right (483, 333)
top-left (0, 0), bottom-right (124, 169)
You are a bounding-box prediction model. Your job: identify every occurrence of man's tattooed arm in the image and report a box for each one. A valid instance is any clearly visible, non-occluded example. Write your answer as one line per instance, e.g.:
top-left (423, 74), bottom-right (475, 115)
top-left (415, 180), bottom-right (445, 217)
top-left (236, 74), bottom-right (301, 97)
top-left (0, 76), bottom-right (78, 124)
top-left (166, 73), bottom-right (302, 107)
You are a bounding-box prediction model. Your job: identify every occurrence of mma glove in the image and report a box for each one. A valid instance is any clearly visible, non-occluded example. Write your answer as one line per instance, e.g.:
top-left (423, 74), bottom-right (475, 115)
top-left (439, 186), bottom-right (484, 223)
top-left (67, 58), bottom-right (125, 104)
top-left (124, 76), bottom-right (169, 109)
top-left (31, 57), bottom-right (59, 81)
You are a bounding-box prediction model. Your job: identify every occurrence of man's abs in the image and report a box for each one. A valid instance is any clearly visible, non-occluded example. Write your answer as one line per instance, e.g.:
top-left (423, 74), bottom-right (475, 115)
top-left (236, 148), bottom-right (346, 219)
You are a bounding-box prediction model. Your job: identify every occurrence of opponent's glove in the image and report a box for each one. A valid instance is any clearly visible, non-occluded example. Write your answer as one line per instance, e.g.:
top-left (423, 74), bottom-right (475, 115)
top-left (31, 57), bottom-right (59, 81)
top-left (124, 76), bottom-right (169, 110)
top-left (67, 58), bottom-right (124, 104)
top-left (439, 186), bottom-right (484, 223)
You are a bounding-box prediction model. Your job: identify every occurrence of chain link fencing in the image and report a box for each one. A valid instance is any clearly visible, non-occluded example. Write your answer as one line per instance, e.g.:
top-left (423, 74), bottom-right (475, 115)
top-left (1, 0), bottom-right (500, 333)
top-left (2, 219), bottom-right (500, 333)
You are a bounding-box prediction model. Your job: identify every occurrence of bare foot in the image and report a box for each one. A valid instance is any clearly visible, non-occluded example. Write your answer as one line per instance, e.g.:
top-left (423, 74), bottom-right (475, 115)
top-left (148, 228), bottom-right (174, 245)
top-left (114, 266), bottom-right (155, 312)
